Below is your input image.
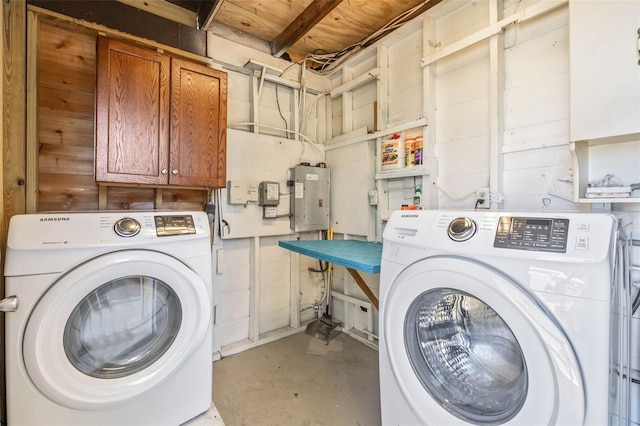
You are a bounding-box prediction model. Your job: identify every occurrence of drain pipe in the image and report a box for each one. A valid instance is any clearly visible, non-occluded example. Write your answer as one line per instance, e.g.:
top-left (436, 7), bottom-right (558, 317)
top-left (631, 265), bottom-right (639, 315)
top-left (629, 238), bottom-right (640, 315)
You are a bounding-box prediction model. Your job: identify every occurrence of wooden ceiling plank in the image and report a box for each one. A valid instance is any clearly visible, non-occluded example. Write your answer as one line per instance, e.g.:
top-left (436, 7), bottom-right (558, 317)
top-left (118, 0), bottom-right (196, 27)
top-left (214, 1), bottom-right (284, 41)
top-left (286, 0), bottom-right (436, 64)
top-left (271, 0), bottom-right (343, 59)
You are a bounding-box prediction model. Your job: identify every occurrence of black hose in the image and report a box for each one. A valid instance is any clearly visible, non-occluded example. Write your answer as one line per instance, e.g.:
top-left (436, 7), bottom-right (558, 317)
top-left (308, 259), bottom-right (328, 273)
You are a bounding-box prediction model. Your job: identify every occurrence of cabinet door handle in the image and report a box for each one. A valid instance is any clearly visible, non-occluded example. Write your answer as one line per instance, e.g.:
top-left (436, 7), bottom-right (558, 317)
top-left (161, 169), bottom-right (168, 175)
top-left (172, 169), bottom-right (179, 175)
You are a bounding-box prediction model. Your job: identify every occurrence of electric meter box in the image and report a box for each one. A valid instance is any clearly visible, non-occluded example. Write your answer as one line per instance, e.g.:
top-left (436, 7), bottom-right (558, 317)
top-left (290, 165), bottom-right (330, 232)
top-left (258, 181), bottom-right (280, 206)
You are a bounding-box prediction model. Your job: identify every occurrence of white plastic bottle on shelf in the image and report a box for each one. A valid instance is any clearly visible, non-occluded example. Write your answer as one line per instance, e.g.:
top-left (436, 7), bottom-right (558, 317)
top-left (413, 187), bottom-right (422, 208)
top-left (381, 132), bottom-right (405, 171)
top-left (414, 136), bottom-right (423, 166)
top-left (405, 137), bottom-right (415, 168)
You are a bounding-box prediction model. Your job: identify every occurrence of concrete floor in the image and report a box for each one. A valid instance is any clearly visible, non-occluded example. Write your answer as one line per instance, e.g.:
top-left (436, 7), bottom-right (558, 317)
top-left (212, 332), bottom-right (381, 426)
top-left (183, 403), bottom-right (225, 426)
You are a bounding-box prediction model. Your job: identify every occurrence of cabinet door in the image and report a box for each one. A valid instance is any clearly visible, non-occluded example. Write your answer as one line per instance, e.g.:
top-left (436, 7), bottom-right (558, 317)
top-left (95, 36), bottom-right (170, 185)
top-left (170, 58), bottom-right (227, 188)
top-left (570, 1), bottom-right (640, 142)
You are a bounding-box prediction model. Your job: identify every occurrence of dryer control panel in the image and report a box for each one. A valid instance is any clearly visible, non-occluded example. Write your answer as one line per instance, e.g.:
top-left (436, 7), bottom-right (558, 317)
top-left (493, 216), bottom-right (569, 253)
top-left (154, 215), bottom-right (196, 236)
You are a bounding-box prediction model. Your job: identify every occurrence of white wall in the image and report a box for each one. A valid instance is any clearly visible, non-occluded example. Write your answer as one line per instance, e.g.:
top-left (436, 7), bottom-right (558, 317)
top-left (332, 2), bottom-right (639, 422)
top-left (431, 2), bottom-right (580, 211)
top-left (209, 4), bottom-right (640, 416)
top-left (213, 128), bottom-right (327, 353)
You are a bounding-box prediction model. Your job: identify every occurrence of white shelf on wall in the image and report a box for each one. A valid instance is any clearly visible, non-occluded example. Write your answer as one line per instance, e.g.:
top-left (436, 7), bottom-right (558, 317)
top-left (372, 118), bottom-right (427, 140)
top-left (570, 134), bottom-right (640, 204)
top-left (577, 198), bottom-right (640, 204)
top-left (373, 120), bottom-right (437, 242)
top-left (373, 119), bottom-right (429, 180)
top-left (375, 166), bottom-right (431, 180)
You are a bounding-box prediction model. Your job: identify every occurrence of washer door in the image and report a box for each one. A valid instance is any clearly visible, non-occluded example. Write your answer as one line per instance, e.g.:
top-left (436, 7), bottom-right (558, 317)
top-left (23, 250), bottom-right (211, 410)
top-left (384, 256), bottom-right (585, 425)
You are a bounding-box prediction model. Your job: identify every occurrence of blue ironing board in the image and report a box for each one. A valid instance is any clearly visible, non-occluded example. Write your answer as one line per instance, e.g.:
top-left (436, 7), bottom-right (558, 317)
top-left (278, 240), bottom-right (382, 274)
top-left (278, 239), bottom-right (382, 309)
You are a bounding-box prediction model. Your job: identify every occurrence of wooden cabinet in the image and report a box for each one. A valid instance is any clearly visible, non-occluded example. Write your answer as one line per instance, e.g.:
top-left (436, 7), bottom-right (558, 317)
top-left (96, 36), bottom-right (227, 188)
top-left (169, 57), bottom-right (227, 188)
top-left (569, 0), bottom-right (640, 142)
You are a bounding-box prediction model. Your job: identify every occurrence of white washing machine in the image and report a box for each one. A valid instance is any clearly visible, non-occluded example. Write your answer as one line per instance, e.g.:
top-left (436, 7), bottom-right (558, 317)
top-left (379, 210), bottom-right (625, 425)
top-left (1, 211), bottom-right (213, 426)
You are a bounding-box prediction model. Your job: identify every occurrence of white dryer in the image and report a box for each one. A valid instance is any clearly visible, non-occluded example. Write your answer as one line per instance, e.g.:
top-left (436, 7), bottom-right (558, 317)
top-left (379, 210), bottom-right (623, 425)
top-left (2, 211), bottom-right (213, 426)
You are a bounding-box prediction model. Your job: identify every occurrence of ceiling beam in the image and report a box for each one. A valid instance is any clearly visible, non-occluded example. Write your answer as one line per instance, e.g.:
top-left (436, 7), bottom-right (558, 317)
top-left (271, 0), bottom-right (343, 59)
top-left (196, 0), bottom-right (219, 29)
top-left (119, 0), bottom-right (196, 27)
top-left (362, 0), bottom-right (444, 49)
top-left (28, 0), bottom-right (207, 56)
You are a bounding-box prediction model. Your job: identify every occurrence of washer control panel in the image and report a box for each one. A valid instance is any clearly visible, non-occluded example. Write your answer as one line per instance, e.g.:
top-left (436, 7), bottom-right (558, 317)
top-left (154, 215), bottom-right (196, 237)
top-left (493, 216), bottom-right (569, 253)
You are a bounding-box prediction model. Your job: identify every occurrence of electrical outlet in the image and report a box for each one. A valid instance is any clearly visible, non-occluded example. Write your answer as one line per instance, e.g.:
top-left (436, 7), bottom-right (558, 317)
top-left (476, 187), bottom-right (490, 209)
top-left (489, 192), bottom-right (504, 204)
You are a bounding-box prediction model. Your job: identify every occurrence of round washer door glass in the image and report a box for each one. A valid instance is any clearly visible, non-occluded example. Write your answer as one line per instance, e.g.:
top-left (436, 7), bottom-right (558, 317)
top-left (23, 250), bottom-right (210, 410)
top-left (405, 289), bottom-right (527, 424)
top-left (64, 276), bottom-right (182, 379)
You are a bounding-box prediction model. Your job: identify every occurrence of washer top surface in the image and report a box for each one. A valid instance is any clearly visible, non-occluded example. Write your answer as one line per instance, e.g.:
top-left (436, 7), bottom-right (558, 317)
top-left (5, 211), bottom-right (211, 276)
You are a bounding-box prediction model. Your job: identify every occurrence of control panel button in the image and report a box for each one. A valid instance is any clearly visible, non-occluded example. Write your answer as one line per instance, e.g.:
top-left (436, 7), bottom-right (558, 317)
top-left (577, 223), bottom-right (590, 232)
top-left (576, 237), bottom-right (589, 251)
top-left (114, 217), bottom-right (141, 237)
top-left (447, 217), bottom-right (477, 242)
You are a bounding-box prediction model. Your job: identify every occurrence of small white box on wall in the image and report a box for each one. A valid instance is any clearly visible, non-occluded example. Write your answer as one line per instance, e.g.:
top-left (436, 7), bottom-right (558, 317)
top-left (227, 180), bottom-right (251, 205)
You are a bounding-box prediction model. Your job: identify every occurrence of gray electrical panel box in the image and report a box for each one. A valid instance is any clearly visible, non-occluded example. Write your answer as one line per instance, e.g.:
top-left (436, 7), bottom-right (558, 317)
top-left (258, 181), bottom-right (280, 206)
top-left (290, 165), bottom-right (330, 232)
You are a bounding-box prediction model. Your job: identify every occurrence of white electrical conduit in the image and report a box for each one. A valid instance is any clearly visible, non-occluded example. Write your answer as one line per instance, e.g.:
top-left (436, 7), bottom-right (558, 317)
top-left (300, 93), bottom-right (327, 136)
top-left (420, 1), bottom-right (567, 67)
top-left (227, 123), bottom-right (325, 164)
top-left (228, 122), bottom-right (315, 145)
top-left (615, 234), bottom-right (632, 424)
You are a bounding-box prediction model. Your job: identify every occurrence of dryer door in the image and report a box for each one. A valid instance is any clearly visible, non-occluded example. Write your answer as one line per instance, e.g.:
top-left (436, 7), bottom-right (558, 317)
top-left (23, 250), bottom-right (211, 410)
top-left (383, 256), bottom-right (585, 425)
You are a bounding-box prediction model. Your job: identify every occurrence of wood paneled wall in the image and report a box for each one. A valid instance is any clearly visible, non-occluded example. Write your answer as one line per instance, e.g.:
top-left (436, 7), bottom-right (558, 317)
top-left (38, 20), bottom-right (97, 211)
top-left (36, 17), bottom-right (207, 212)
